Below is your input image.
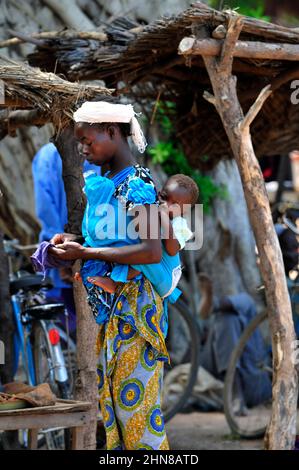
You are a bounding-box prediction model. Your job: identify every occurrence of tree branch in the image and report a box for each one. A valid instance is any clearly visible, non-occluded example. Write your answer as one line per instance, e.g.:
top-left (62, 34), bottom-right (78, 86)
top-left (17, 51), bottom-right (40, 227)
top-left (203, 90), bottom-right (217, 107)
top-left (239, 84), bottom-right (272, 133)
top-left (218, 14), bottom-right (244, 73)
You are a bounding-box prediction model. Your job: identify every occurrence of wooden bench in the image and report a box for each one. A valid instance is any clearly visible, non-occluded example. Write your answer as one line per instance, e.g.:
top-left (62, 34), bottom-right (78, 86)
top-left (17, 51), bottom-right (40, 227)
top-left (0, 399), bottom-right (92, 449)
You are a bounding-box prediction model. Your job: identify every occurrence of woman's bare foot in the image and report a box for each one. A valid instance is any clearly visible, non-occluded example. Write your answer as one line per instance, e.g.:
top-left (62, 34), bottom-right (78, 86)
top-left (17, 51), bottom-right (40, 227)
top-left (87, 276), bottom-right (117, 294)
top-left (198, 273), bottom-right (213, 320)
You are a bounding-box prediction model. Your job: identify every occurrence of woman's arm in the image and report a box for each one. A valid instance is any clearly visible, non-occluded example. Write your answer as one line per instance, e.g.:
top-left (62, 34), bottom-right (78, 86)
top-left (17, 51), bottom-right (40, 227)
top-left (49, 204), bottom-right (162, 264)
top-left (83, 239), bottom-right (161, 264)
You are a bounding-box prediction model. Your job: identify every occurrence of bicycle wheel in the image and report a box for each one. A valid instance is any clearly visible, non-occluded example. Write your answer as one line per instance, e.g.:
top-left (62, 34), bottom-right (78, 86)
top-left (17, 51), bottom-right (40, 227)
top-left (56, 327), bottom-right (77, 399)
top-left (162, 298), bottom-right (200, 422)
top-left (224, 310), bottom-right (273, 439)
top-left (33, 322), bottom-right (70, 449)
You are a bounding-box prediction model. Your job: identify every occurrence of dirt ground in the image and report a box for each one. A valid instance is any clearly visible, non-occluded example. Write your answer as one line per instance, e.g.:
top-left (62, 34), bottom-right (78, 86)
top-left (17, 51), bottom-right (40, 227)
top-left (166, 411), bottom-right (264, 450)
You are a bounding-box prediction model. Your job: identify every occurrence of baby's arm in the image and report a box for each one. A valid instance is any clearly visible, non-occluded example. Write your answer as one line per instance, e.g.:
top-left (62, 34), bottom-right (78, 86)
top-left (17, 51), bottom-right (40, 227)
top-left (160, 210), bottom-right (181, 256)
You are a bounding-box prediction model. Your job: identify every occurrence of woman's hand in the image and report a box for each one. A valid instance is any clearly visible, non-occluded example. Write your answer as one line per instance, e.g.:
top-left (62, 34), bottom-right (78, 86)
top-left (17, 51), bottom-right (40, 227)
top-left (50, 233), bottom-right (78, 245)
top-left (49, 241), bottom-right (86, 260)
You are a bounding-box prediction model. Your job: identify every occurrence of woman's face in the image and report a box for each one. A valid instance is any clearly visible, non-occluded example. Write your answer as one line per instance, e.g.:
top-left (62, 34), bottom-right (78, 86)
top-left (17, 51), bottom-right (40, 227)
top-left (74, 122), bottom-right (117, 165)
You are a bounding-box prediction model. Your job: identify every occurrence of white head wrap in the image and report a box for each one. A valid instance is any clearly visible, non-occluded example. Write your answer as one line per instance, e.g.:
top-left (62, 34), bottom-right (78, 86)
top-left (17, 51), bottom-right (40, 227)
top-left (73, 101), bottom-right (147, 153)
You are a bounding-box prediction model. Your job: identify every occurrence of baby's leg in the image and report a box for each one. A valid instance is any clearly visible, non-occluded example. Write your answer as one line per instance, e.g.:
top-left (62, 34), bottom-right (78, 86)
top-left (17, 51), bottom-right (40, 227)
top-left (87, 276), bottom-right (117, 294)
top-left (74, 272), bottom-right (117, 293)
top-left (75, 267), bottom-right (141, 293)
top-left (127, 267), bottom-right (141, 279)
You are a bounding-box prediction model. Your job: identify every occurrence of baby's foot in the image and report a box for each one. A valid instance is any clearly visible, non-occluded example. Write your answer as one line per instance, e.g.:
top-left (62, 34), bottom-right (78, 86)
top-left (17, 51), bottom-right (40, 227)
top-left (87, 276), bottom-right (117, 294)
top-left (74, 272), bottom-right (82, 281)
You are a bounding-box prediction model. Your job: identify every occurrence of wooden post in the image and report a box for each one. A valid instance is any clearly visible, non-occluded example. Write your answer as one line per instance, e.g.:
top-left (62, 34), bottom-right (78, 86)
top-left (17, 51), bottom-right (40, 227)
top-left (180, 15), bottom-right (298, 450)
top-left (54, 125), bottom-right (98, 450)
top-left (0, 231), bottom-right (15, 384)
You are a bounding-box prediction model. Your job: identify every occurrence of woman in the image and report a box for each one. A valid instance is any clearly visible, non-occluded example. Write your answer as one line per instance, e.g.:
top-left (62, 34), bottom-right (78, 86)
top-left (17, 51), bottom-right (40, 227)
top-left (49, 100), bottom-right (170, 450)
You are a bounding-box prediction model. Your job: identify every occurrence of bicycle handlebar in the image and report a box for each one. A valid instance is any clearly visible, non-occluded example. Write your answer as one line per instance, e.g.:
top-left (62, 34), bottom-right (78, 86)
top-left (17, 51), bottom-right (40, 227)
top-left (282, 215), bottom-right (299, 236)
top-left (3, 239), bottom-right (38, 253)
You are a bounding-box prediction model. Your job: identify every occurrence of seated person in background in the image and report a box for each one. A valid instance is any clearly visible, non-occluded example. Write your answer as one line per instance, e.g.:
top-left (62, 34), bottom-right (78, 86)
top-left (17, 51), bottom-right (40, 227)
top-left (275, 220), bottom-right (298, 277)
top-left (275, 216), bottom-right (299, 336)
top-left (198, 277), bottom-right (272, 415)
top-left (197, 211), bottom-right (299, 412)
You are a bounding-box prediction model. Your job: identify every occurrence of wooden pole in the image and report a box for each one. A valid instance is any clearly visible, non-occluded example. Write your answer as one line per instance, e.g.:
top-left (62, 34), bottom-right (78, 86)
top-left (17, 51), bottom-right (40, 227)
top-left (54, 125), bottom-right (98, 450)
top-left (0, 231), bottom-right (15, 384)
top-left (185, 16), bottom-right (298, 450)
top-left (179, 36), bottom-right (299, 61)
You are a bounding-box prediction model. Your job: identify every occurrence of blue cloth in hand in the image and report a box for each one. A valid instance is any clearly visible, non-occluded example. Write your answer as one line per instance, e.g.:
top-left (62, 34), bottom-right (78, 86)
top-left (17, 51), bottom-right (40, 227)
top-left (31, 241), bottom-right (73, 278)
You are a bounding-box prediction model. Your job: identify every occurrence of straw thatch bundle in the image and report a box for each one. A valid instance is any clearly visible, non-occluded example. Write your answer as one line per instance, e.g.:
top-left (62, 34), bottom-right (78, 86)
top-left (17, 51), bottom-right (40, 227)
top-left (0, 56), bottom-right (113, 137)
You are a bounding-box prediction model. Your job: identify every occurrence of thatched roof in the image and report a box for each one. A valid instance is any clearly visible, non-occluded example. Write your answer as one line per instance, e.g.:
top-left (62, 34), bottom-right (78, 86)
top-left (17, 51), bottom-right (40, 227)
top-left (27, 3), bottom-right (299, 80)
top-left (0, 56), bottom-right (113, 139)
top-left (6, 2), bottom-right (299, 168)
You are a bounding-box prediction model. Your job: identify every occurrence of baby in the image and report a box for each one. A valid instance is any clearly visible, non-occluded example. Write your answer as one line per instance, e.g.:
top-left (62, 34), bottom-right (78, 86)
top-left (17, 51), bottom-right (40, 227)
top-left (85, 174), bottom-right (199, 295)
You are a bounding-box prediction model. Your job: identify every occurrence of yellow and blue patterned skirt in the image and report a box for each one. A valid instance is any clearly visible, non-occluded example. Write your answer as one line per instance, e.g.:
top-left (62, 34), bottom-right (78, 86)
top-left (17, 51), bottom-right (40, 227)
top-left (95, 274), bottom-right (170, 450)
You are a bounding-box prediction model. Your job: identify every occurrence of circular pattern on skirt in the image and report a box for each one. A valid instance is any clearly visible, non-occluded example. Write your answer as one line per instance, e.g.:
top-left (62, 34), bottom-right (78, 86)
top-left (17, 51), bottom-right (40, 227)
top-left (147, 405), bottom-right (165, 436)
top-left (118, 378), bottom-right (145, 411)
top-left (110, 334), bottom-right (122, 357)
top-left (96, 365), bottom-right (104, 392)
top-left (118, 319), bottom-right (136, 343)
top-left (140, 343), bottom-right (156, 371)
top-left (141, 304), bottom-right (159, 336)
top-left (103, 402), bottom-right (116, 430)
top-left (122, 314), bottom-right (136, 329)
top-left (159, 311), bottom-right (167, 336)
top-left (136, 443), bottom-right (154, 450)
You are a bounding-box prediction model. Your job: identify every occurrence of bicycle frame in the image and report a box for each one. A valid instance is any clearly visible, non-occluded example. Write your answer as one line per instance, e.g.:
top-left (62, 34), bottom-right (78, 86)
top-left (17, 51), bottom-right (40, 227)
top-left (11, 294), bottom-right (36, 386)
top-left (11, 292), bottom-right (69, 387)
top-left (37, 319), bottom-right (68, 384)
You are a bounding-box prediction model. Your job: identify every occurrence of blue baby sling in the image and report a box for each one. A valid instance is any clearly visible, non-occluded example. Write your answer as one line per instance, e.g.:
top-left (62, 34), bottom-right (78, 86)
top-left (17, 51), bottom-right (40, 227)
top-left (81, 167), bottom-right (182, 325)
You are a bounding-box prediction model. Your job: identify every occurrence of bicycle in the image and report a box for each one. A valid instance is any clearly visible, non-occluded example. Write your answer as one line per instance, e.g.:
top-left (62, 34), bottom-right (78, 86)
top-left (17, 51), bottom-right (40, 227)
top-left (223, 205), bottom-right (299, 439)
top-left (162, 297), bottom-right (200, 422)
top-left (1, 239), bottom-right (74, 449)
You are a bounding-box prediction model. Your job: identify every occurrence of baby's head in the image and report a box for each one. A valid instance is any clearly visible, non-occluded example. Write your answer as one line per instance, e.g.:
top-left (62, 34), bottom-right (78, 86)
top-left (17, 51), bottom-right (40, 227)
top-left (158, 174), bottom-right (199, 218)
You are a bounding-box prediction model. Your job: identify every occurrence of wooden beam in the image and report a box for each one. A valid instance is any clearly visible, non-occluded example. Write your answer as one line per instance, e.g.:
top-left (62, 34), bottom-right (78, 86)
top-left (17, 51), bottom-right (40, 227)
top-left (0, 30), bottom-right (109, 49)
top-left (0, 97), bottom-right (31, 108)
top-left (0, 110), bottom-right (47, 128)
top-left (179, 36), bottom-right (299, 61)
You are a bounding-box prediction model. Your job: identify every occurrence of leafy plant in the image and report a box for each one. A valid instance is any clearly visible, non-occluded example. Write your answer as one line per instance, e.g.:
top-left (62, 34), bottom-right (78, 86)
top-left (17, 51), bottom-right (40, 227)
top-left (209, 0), bottom-right (270, 21)
top-left (147, 102), bottom-right (228, 213)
